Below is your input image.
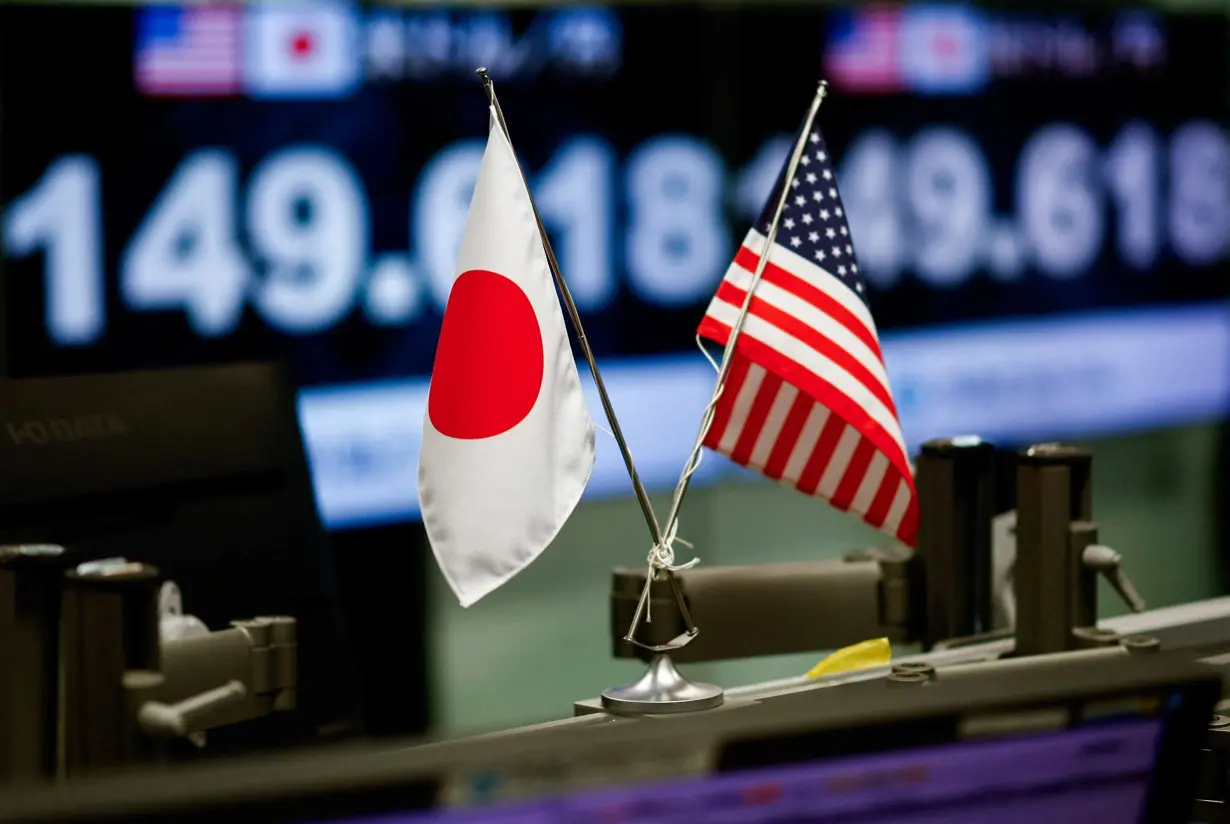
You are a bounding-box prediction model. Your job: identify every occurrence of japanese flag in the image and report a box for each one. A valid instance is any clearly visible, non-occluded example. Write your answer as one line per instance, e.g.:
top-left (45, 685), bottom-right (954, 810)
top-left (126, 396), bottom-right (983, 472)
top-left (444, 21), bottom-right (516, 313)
top-left (418, 109), bottom-right (596, 607)
top-left (243, 3), bottom-right (361, 99)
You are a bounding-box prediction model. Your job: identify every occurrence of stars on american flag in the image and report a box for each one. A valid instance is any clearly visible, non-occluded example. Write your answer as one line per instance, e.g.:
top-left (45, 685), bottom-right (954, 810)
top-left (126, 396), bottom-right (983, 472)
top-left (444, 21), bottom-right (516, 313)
top-left (762, 130), bottom-right (867, 302)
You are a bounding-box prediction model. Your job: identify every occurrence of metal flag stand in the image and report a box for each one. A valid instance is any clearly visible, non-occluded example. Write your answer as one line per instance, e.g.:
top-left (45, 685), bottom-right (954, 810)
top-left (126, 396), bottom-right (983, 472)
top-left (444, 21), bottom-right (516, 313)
top-left (476, 68), bottom-right (722, 714)
top-left (605, 80), bottom-right (832, 714)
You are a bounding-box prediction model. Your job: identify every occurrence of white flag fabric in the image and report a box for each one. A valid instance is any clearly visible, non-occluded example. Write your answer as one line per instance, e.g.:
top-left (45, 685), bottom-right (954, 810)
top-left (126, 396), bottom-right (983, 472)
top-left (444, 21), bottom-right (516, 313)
top-left (418, 109), bottom-right (596, 607)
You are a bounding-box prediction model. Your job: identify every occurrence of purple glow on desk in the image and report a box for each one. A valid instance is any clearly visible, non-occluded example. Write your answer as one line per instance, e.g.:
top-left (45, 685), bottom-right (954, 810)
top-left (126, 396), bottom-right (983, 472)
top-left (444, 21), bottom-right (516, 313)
top-left (321, 718), bottom-right (1162, 823)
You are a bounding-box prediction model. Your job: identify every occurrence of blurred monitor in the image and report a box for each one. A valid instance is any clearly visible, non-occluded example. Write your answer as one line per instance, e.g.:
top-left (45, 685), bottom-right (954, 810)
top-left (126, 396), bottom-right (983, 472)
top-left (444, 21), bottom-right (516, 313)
top-left (0, 363), bottom-right (362, 753)
top-left (0, 652), bottom-right (1217, 823)
top-left (1, 2), bottom-right (1227, 530)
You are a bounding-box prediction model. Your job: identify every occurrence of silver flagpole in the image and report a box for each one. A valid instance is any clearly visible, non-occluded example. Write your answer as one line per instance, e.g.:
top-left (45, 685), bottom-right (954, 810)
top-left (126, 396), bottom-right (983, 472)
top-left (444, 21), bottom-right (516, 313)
top-left (618, 81), bottom-right (831, 658)
top-left (476, 68), bottom-right (664, 550)
top-left (477, 69), bottom-right (719, 714)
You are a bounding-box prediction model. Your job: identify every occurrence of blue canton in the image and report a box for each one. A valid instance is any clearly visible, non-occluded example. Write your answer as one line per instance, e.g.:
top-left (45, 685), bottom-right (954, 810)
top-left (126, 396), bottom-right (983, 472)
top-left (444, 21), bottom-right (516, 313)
top-left (758, 128), bottom-right (867, 308)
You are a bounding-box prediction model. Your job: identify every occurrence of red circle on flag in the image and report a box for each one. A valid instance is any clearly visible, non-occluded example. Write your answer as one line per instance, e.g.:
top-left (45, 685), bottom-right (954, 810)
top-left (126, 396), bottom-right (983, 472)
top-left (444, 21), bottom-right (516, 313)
top-left (428, 269), bottom-right (544, 440)
top-left (290, 31), bottom-right (314, 59)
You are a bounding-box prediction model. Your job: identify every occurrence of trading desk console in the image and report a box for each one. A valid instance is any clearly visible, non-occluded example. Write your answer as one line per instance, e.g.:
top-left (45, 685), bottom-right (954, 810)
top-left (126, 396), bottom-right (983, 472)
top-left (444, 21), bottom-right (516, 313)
top-left (0, 651), bottom-right (1218, 824)
top-left (471, 439), bottom-right (1230, 817)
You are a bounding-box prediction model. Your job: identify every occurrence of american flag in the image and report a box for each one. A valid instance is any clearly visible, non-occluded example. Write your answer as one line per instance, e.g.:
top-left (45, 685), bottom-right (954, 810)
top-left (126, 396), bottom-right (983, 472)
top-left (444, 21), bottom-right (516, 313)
top-left (134, 6), bottom-right (242, 98)
top-left (823, 6), bottom-right (903, 94)
top-left (696, 122), bottom-right (918, 546)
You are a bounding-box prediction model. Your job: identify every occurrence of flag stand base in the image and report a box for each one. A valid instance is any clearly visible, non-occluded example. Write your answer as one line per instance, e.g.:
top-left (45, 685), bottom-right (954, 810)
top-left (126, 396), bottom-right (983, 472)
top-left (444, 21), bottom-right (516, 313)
top-left (600, 654), bottom-right (724, 715)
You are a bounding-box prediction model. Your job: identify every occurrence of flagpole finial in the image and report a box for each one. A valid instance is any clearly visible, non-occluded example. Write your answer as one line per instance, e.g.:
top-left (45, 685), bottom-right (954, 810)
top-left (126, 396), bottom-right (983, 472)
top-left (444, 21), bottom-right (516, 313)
top-left (476, 68), bottom-right (495, 101)
top-left (476, 67), bottom-right (497, 100)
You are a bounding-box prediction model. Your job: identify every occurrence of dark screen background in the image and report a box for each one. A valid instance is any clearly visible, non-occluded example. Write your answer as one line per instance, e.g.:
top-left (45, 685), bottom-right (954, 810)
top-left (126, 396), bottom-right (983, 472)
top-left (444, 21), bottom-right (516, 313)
top-left (0, 4), bottom-right (1225, 386)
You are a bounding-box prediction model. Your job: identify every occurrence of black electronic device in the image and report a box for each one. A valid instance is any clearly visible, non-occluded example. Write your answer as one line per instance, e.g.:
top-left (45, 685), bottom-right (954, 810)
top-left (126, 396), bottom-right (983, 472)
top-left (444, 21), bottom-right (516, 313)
top-left (0, 653), bottom-right (1217, 824)
top-left (0, 363), bottom-right (362, 755)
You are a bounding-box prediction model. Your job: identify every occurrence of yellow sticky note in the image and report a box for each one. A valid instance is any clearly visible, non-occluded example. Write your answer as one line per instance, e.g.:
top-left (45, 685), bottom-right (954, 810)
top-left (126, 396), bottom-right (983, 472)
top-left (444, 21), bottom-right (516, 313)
top-left (806, 637), bottom-right (892, 679)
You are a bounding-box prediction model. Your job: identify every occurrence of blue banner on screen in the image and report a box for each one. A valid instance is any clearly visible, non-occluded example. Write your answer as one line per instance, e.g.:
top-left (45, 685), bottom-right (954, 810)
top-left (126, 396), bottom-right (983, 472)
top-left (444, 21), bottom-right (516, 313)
top-left (1, 2), bottom-right (1227, 530)
top-left (301, 304), bottom-right (1230, 529)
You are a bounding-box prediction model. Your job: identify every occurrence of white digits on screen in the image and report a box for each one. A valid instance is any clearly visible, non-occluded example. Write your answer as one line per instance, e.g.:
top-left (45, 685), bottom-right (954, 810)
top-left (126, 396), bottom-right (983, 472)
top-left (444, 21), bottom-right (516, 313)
top-left (838, 130), bottom-right (904, 288)
top-left (536, 137), bottom-right (616, 310)
top-left (3, 156), bottom-right (105, 345)
top-left (734, 135), bottom-right (792, 223)
top-left (120, 151), bottom-right (248, 336)
top-left (1017, 124), bottom-right (1104, 279)
top-left (625, 136), bottom-right (730, 306)
top-left (1104, 121), bottom-right (1161, 270)
top-left (412, 140), bottom-right (484, 309)
top-left (905, 127), bottom-right (990, 288)
top-left (248, 147), bottom-right (368, 335)
top-left (1168, 120), bottom-right (1230, 266)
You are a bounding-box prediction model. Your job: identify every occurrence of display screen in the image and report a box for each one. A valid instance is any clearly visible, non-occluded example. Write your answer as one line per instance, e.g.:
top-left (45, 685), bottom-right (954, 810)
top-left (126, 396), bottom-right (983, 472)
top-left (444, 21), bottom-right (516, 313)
top-left (2, 3), bottom-right (1228, 528)
top-left (322, 718), bottom-right (1165, 823)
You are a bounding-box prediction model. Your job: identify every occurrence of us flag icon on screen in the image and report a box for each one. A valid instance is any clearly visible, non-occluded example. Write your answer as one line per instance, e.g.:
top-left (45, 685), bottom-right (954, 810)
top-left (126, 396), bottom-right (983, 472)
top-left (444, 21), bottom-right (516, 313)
top-left (134, 6), bottom-right (242, 97)
top-left (243, 2), bottom-right (361, 99)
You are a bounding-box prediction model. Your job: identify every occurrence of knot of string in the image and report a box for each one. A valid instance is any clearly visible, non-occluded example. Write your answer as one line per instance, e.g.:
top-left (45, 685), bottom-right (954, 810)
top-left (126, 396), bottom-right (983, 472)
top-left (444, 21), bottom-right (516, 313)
top-left (641, 335), bottom-right (722, 621)
top-left (641, 519), bottom-right (699, 625)
top-left (637, 340), bottom-right (721, 626)
top-left (647, 518), bottom-right (698, 573)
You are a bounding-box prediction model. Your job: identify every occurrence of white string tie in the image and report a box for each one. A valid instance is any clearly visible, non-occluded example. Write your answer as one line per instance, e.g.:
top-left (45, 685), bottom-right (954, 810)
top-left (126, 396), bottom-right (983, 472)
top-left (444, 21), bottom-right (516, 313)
top-left (648, 518), bottom-right (699, 573)
top-left (642, 519), bottom-right (698, 624)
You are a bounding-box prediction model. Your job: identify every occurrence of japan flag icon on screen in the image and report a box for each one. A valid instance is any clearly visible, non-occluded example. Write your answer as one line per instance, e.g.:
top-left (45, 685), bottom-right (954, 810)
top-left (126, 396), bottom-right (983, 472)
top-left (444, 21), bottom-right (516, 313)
top-left (898, 4), bottom-right (990, 95)
top-left (243, 2), bottom-right (361, 99)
